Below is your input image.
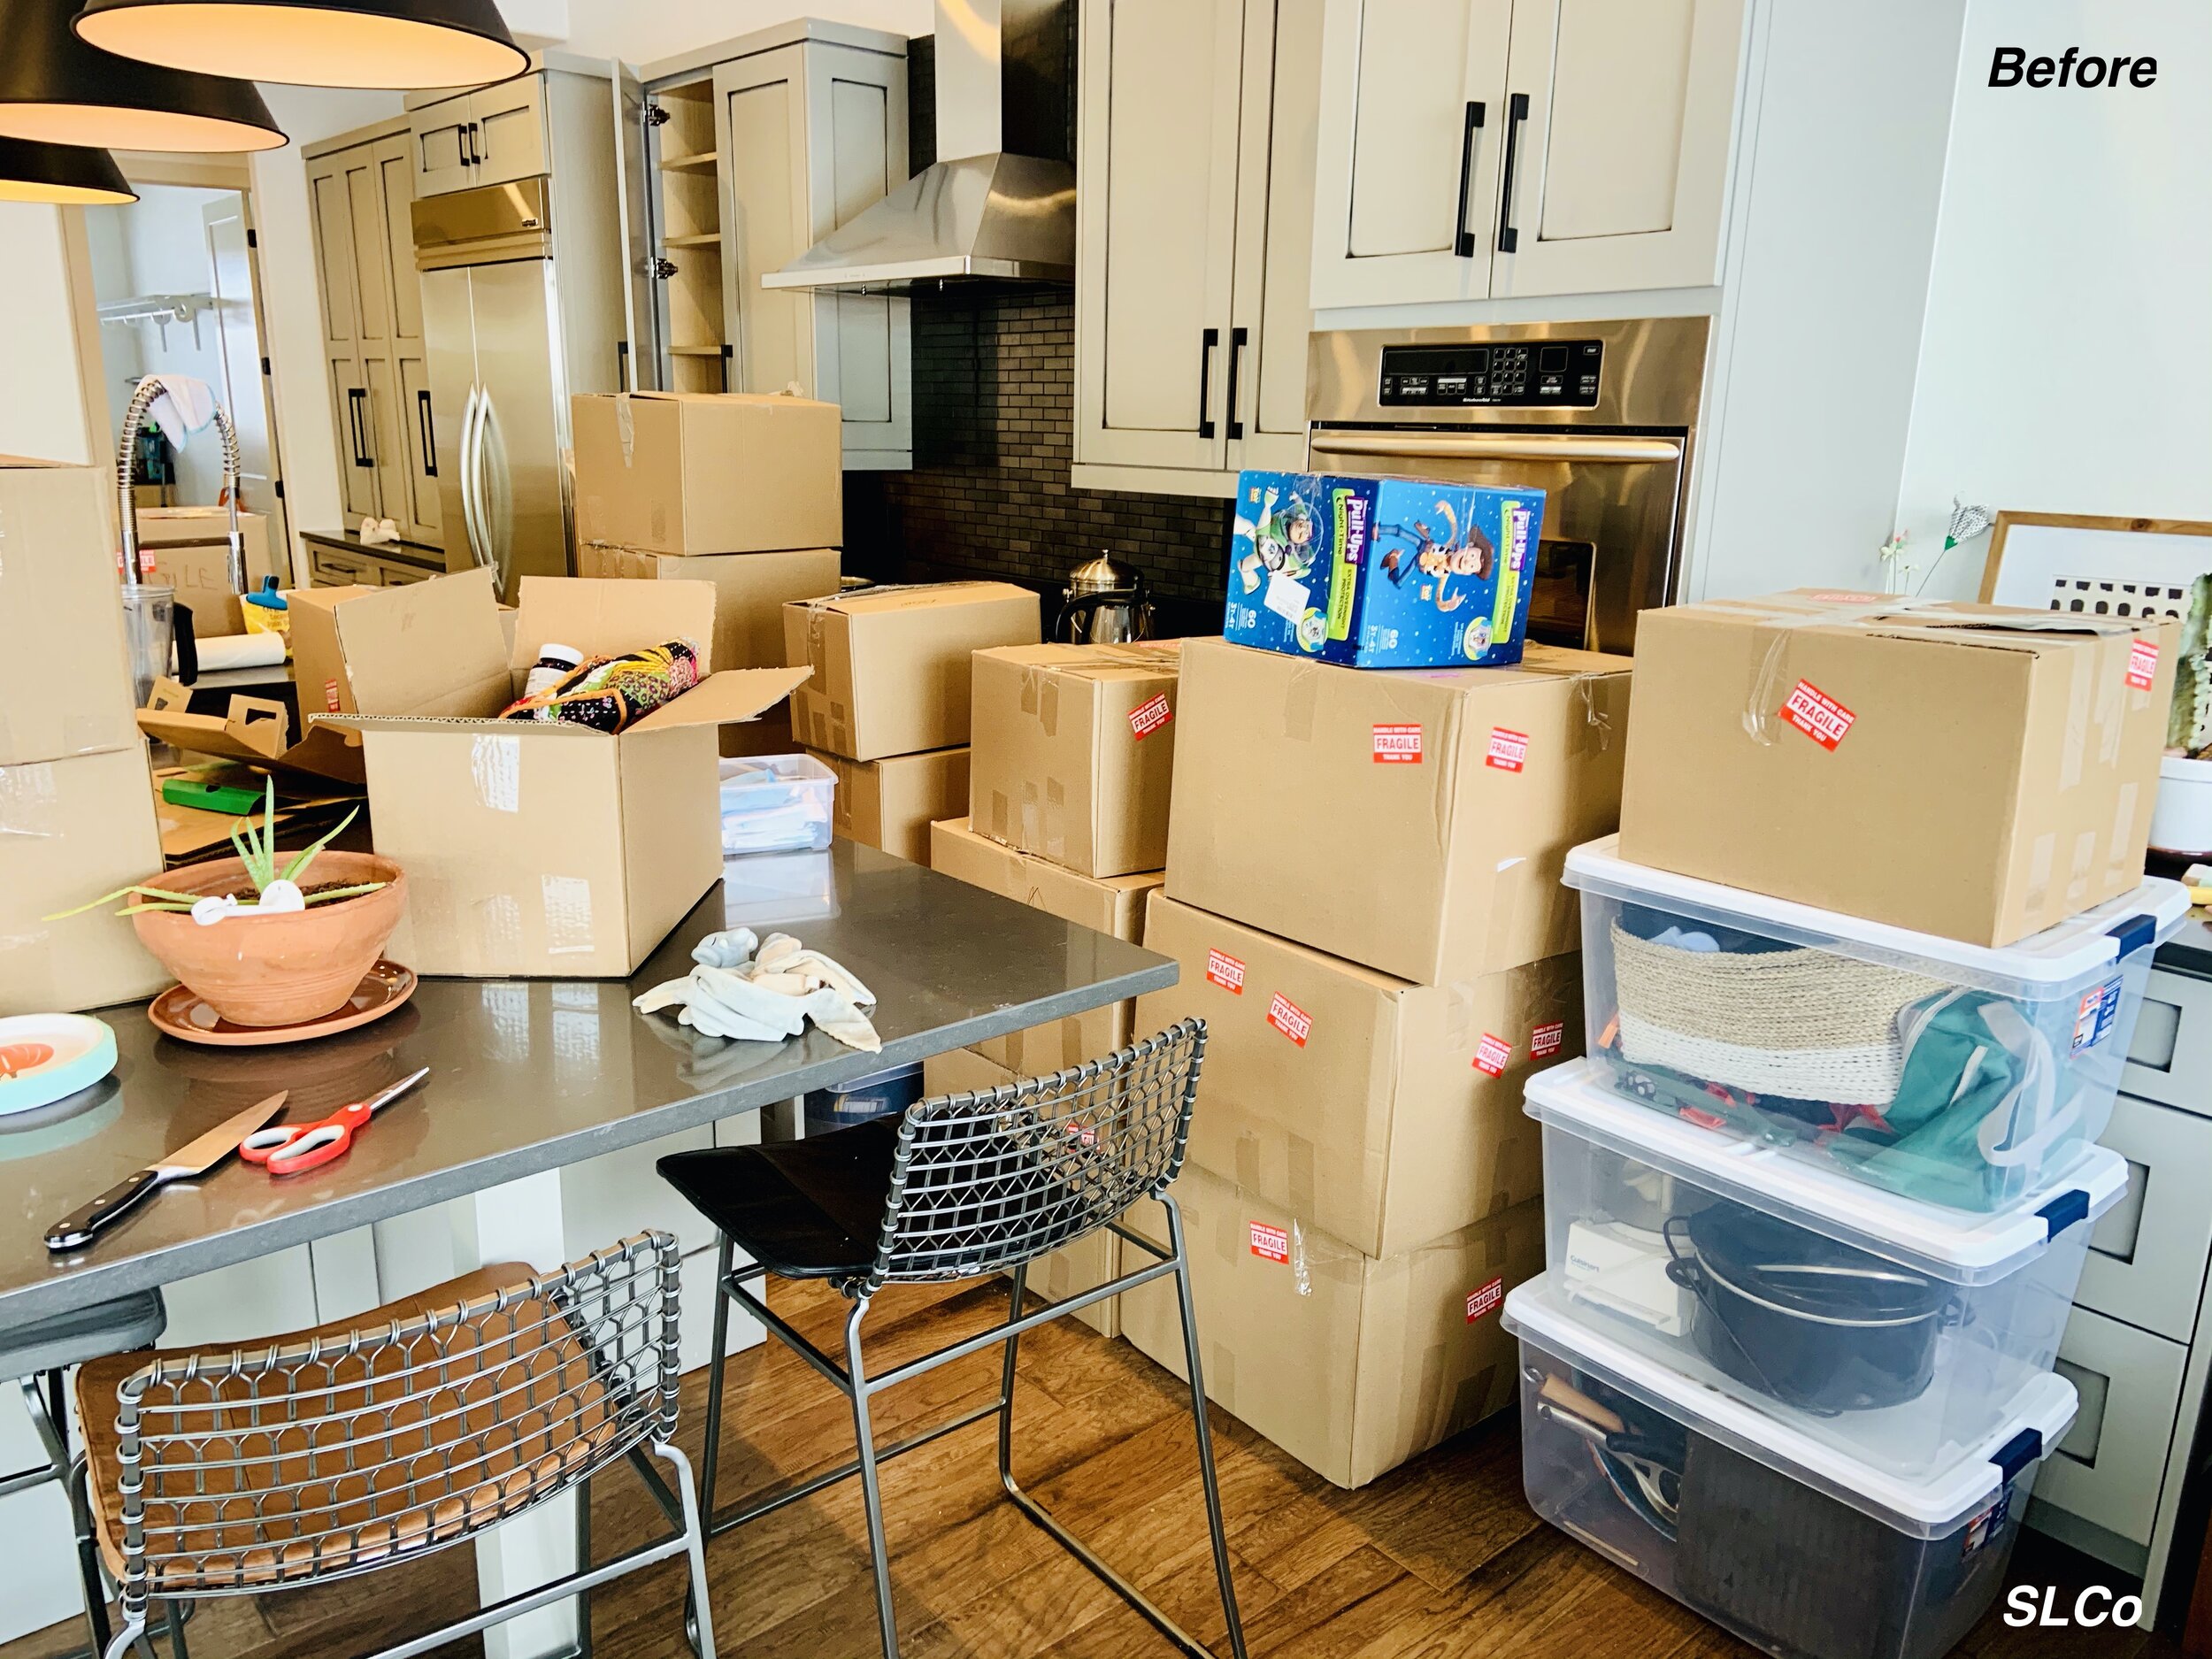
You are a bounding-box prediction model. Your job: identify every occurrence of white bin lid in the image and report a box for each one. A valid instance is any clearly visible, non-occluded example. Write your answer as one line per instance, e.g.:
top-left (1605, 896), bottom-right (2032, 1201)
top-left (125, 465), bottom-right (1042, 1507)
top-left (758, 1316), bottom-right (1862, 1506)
top-left (1564, 836), bottom-right (2188, 998)
top-left (1526, 1060), bottom-right (2128, 1285)
top-left (1506, 1275), bottom-right (2078, 1538)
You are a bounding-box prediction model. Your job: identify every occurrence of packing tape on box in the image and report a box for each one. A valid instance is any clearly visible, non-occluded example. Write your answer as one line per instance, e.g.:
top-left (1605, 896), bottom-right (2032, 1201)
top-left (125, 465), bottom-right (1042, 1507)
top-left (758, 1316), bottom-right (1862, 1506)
top-left (1281, 664), bottom-right (1320, 743)
top-left (989, 788), bottom-right (1011, 843)
top-left (1412, 1340), bottom-right (1449, 1443)
top-left (2024, 832), bottom-right (2056, 918)
top-left (1210, 1342), bottom-right (1236, 1410)
top-left (2066, 828), bottom-right (2098, 910)
top-left (2110, 781), bottom-right (2141, 882)
top-left (1018, 665), bottom-right (1061, 738)
top-left (471, 734), bottom-right (522, 812)
top-left (1571, 674), bottom-right (1619, 755)
top-left (1448, 1362), bottom-right (1506, 1440)
top-left (614, 392), bottom-right (635, 465)
top-left (0, 761), bottom-right (64, 837)
top-left (541, 874), bottom-right (596, 957)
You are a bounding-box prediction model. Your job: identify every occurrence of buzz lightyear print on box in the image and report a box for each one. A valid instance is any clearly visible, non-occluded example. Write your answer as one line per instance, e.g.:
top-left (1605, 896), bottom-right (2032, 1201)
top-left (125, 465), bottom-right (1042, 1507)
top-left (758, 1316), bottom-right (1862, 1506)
top-left (1222, 471), bottom-right (1546, 669)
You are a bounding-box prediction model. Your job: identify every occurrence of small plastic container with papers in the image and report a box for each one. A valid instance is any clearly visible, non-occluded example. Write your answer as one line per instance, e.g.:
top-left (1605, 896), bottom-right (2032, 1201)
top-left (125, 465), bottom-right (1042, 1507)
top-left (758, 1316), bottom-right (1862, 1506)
top-left (718, 754), bottom-right (835, 856)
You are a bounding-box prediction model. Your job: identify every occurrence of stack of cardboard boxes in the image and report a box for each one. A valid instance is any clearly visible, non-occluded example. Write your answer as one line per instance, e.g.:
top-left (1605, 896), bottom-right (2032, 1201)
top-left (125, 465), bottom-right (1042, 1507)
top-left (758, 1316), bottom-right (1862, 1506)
top-left (1119, 635), bottom-right (1634, 1487)
top-left (0, 457), bottom-right (167, 1014)
top-left (784, 583), bottom-right (1041, 864)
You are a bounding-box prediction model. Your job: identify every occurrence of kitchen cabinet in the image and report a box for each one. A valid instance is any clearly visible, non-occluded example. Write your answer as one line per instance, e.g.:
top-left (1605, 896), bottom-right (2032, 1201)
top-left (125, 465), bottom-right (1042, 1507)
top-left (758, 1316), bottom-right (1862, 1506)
top-left (1072, 0), bottom-right (1324, 495)
top-left (303, 531), bottom-right (443, 587)
top-left (1308, 0), bottom-right (1745, 309)
top-left (303, 119), bottom-right (442, 550)
top-left (408, 76), bottom-right (549, 196)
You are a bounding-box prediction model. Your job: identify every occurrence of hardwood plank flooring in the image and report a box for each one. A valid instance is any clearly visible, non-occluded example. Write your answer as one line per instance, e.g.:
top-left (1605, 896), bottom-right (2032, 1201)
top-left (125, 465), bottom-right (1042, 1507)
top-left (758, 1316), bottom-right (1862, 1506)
top-left (3, 1275), bottom-right (2180, 1659)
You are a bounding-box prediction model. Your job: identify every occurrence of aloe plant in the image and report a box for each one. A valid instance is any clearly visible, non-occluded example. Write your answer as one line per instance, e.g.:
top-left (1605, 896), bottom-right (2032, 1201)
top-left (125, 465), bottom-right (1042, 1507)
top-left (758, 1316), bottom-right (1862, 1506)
top-left (48, 780), bottom-right (385, 918)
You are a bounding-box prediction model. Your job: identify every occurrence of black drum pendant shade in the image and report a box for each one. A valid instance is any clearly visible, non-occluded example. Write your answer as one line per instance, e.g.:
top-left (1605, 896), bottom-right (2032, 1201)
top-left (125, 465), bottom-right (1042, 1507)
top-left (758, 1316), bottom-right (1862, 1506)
top-left (0, 135), bottom-right (135, 203)
top-left (0, 0), bottom-right (282, 152)
top-left (73, 0), bottom-right (528, 91)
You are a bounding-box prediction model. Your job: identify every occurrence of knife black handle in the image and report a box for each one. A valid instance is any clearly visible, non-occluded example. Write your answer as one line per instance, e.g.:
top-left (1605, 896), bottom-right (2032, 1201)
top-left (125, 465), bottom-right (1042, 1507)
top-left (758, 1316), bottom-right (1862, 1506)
top-left (45, 1170), bottom-right (161, 1253)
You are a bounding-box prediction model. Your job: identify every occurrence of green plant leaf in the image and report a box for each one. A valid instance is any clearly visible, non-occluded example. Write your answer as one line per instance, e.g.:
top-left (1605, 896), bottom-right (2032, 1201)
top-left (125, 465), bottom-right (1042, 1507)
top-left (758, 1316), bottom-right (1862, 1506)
top-left (279, 805), bottom-right (363, 884)
top-left (118, 901), bottom-right (202, 914)
top-left (228, 822), bottom-right (263, 890)
top-left (299, 881), bottom-right (387, 905)
top-left (43, 883), bottom-right (210, 920)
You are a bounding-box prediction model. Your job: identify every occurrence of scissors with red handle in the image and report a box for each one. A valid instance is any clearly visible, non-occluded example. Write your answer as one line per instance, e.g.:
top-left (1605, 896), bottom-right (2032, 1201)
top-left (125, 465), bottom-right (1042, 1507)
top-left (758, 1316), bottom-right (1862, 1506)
top-left (241, 1067), bottom-right (429, 1176)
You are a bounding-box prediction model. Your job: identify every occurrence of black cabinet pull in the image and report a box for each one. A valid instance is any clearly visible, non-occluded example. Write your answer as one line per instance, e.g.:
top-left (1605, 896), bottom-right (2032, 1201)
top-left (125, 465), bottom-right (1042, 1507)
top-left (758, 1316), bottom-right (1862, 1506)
top-left (417, 388), bottom-right (437, 477)
top-left (1225, 326), bottom-right (1248, 440)
top-left (1197, 326), bottom-right (1219, 440)
top-left (348, 388), bottom-right (372, 467)
top-left (617, 339), bottom-right (629, 391)
top-left (1453, 100), bottom-right (1486, 258)
top-left (465, 121), bottom-right (480, 167)
top-left (1496, 93), bottom-right (1529, 254)
top-left (720, 342), bottom-right (733, 394)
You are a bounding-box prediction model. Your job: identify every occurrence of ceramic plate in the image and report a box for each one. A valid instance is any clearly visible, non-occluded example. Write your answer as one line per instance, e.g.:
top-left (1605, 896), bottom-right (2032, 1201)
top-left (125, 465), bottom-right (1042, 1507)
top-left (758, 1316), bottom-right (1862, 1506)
top-left (150, 961), bottom-right (418, 1048)
top-left (0, 1014), bottom-right (119, 1116)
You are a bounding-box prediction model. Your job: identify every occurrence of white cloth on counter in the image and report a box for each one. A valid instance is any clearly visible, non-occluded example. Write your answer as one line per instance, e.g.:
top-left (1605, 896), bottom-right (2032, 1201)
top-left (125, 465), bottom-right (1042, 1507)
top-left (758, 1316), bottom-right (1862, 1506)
top-left (142, 374), bottom-right (217, 451)
top-left (633, 927), bottom-right (881, 1053)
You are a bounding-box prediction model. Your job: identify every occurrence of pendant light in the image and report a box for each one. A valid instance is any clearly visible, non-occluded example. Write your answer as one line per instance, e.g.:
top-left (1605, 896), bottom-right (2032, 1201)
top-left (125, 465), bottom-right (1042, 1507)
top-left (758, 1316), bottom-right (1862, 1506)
top-left (0, 0), bottom-right (281, 153)
top-left (0, 135), bottom-right (135, 204)
top-left (73, 0), bottom-right (527, 92)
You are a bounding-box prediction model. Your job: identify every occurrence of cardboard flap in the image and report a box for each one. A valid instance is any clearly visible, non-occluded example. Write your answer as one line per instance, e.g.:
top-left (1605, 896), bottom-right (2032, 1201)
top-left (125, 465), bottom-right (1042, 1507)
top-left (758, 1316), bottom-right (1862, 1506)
top-left (316, 711), bottom-right (603, 738)
top-left (333, 567), bottom-right (512, 717)
top-left (805, 580), bottom-right (1032, 618)
top-left (513, 575), bottom-right (720, 670)
top-left (628, 665), bottom-right (810, 733)
top-left (136, 683), bottom-right (290, 762)
top-left (982, 641), bottom-right (1184, 681)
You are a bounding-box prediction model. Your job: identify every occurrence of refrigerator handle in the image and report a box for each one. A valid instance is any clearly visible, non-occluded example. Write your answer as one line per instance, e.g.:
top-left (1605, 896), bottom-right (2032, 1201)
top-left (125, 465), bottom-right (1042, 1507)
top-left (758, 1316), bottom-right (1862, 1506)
top-left (473, 382), bottom-right (512, 598)
top-left (457, 383), bottom-right (486, 572)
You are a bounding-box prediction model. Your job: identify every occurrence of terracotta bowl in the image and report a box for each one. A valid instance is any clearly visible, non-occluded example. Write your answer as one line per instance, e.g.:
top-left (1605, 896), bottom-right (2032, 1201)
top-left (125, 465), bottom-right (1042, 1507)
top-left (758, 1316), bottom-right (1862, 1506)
top-left (130, 852), bottom-right (408, 1029)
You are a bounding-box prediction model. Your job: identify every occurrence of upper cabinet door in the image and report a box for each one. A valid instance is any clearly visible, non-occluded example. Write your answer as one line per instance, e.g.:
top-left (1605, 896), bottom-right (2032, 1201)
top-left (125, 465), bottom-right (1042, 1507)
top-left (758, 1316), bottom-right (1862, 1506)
top-left (1490, 0), bottom-right (1746, 297)
top-left (1074, 0), bottom-right (1248, 473)
top-left (716, 47), bottom-right (811, 399)
top-left (1308, 0), bottom-right (1512, 311)
top-left (409, 93), bottom-right (474, 197)
top-left (471, 78), bottom-right (548, 187)
top-left (307, 145), bottom-right (380, 524)
top-left (373, 133), bottom-right (442, 546)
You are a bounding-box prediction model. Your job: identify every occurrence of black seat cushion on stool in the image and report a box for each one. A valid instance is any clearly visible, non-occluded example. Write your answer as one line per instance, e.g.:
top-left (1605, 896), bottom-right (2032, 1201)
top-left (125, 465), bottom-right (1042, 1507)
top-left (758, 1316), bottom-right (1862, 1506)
top-left (658, 1117), bottom-right (902, 1279)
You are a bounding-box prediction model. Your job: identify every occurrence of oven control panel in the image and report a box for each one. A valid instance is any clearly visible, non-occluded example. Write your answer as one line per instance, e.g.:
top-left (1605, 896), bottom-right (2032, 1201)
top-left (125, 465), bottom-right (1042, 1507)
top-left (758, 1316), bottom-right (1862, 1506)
top-left (1377, 339), bottom-right (1603, 408)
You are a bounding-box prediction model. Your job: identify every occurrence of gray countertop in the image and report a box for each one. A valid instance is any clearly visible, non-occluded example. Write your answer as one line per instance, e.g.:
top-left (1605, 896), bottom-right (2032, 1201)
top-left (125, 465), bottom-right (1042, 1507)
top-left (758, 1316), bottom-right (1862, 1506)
top-left (2, 843), bottom-right (1175, 1325)
top-left (2160, 915), bottom-right (2212, 979)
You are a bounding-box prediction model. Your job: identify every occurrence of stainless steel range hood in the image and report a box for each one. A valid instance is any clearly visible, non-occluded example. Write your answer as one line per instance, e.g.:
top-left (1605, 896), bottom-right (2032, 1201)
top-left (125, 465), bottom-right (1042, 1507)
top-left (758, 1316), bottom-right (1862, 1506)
top-left (764, 0), bottom-right (1074, 294)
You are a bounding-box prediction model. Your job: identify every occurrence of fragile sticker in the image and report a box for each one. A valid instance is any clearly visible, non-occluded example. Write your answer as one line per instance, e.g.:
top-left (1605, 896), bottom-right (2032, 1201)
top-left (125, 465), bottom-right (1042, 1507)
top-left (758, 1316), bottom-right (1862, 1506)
top-left (1130, 692), bottom-right (1174, 738)
top-left (323, 679), bottom-right (342, 714)
top-left (1466, 1277), bottom-right (1504, 1322)
top-left (1531, 1020), bottom-right (1564, 1057)
top-left (1473, 1033), bottom-right (1512, 1076)
top-left (1486, 726), bottom-right (1528, 772)
top-left (1372, 723), bottom-right (1423, 764)
top-left (1779, 679), bottom-right (1855, 750)
top-left (2127, 638), bottom-right (2161, 690)
top-left (1249, 1222), bottom-right (1290, 1263)
top-left (1205, 949), bottom-right (1246, 995)
top-left (1267, 993), bottom-right (1312, 1047)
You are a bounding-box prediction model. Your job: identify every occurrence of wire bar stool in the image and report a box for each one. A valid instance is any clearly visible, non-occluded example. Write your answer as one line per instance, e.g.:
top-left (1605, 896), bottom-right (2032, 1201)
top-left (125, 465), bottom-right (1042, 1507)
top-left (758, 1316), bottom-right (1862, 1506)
top-left (73, 1233), bottom-right (717, 1659)
top-left (657, 1017), bottom-right (1247, 1659)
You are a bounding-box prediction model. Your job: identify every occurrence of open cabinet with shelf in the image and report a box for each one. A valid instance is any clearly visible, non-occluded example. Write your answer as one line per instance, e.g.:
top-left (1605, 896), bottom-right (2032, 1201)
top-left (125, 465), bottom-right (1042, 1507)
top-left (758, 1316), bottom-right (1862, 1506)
top-left (644, 75), bottom-right (730, 394)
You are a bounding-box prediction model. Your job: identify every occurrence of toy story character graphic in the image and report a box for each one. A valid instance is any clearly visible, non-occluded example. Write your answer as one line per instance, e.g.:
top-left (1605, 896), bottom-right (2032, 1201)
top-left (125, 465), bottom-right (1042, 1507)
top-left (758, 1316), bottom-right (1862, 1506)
top-left (1373, 498), bottom-right (1494, 614)
top-left (1233, 482), bottom-right (1318, 594)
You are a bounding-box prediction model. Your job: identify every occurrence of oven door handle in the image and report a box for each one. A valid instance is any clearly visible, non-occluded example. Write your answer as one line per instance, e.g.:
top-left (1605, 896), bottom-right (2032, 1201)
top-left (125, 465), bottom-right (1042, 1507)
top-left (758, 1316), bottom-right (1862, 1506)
top-left (1309, 431), bottom-right (1682, 465)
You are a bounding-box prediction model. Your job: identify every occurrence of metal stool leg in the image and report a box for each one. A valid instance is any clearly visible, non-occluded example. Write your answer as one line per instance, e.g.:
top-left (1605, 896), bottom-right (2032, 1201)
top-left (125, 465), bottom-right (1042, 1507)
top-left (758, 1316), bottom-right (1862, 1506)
top-left (699, 1231), bottom-right (735, 1521)
top-left (995, 1265), bottom-right (1027, 1495)
top-left (841, 1295), bottom-right (900, 1659)
top-left (572, 1471), bottom-right (594, 1659)
top-left (1164, 1197), bottom-right (1249, 1659)
top-left (657, 1441), bottom-right (718, 1659)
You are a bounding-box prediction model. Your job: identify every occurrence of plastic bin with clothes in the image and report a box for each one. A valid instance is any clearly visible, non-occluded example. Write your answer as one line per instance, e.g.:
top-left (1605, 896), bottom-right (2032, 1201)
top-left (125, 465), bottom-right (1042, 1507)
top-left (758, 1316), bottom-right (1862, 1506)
top-left (1563, 835), bottom-right (2187, 1212)
top-left (1530, 1059), bottom-right (2123, 1478)
top-left (1507, 1275), bottom-right (2075, 1659)
top-left (718, 753), bottom-right (835, 856)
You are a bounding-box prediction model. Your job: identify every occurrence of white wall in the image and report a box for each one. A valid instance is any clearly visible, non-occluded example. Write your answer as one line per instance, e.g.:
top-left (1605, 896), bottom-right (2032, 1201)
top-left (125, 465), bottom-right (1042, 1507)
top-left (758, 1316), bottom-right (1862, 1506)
top-left (1894, 0), bottom-right (2212, 597)
top-left (557, 0), bottom-right (926, 65)
top-left (0, 204), bottom-right (98, 465)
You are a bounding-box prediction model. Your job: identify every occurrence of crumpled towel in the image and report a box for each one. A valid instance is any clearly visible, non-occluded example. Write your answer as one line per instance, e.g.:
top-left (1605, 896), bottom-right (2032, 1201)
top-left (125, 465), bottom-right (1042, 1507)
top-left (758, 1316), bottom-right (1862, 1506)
top-left (143, 374), bottom-right (217, 452)
top-left (633, 928), bottom-right (881, 1052)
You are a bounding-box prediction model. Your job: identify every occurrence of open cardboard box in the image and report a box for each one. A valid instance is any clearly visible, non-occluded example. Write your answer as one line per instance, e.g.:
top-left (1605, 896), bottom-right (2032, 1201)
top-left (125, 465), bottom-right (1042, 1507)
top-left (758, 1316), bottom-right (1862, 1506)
top-left (318, 568), bottom-right (807, 977)
top-left (138, 679), bottom-right (368, 787)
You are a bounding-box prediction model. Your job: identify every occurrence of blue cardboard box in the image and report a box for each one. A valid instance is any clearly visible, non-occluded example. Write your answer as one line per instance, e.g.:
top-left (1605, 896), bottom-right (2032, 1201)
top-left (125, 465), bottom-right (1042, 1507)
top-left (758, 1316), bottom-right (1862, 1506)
top-left (1223, 471), bottom-right (1546, 668)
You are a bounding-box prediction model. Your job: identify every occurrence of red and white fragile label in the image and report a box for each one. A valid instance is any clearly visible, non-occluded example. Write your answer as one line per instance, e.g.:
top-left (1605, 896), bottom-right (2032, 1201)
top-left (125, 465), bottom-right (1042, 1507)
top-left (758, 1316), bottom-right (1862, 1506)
top-left (1372, 723), bottom-right (1423, 764)
top-left (323, 679), bottom-right (343, 713)
top-left (1466, 1277), bottom-right (1504, 1323)
top-left (1779, 678), bottom-right (1855, 750)
top-left (1204, 949), bottom-right (1246, 995)
top-left (1531, 1020), bottom-right (1565, 1057)
top-left (1130, 692), bottom-right (1174, 738)
top-left (1267, 993), bottom-right (1312, 1047)
top-left (1473, 1033), bottom-right (1512, 1076)
top-left (1486, 726), bottom-right (1528, 772)
top-left (2128, 638), bottom-right (2161, 691)
top-left (1249, 1222), bottom-right (1290, 1263)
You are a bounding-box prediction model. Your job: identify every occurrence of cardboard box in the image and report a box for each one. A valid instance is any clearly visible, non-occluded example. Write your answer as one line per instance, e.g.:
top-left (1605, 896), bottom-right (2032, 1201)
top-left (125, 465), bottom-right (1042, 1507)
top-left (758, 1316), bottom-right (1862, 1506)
top-left (1121, 1167), bottom-right (1542, 1489)
top-left (321, 569), bottom-right (807, 976)
top-left (0, 745), bottom-right (168, 1014)
top-left (928, 816), bottom-right (1161, 1073)
top-left (1166, 639), bottom-right (1632, 985)
top-left (809, 747), bottom-right (968, 865)
top-left (923, 1045), bottom-right (1124, 1337)
top-left (1619, 592), bottom-right (2179, 946)
top-left (572, 391), bottom-right (841, 555)
top-left (967, 640), bottom-right (1183, 878)
top-left (1224, 472), bottom-right (1544, 669)
top-left (577, 543), bottom-right (841, 673)
top-left (125, 507), bottom-right (275, 635)
top-left (784, 582), bottom-right (1041, 761)
top-left (1137, 891), bottom-right (1571, 1257)
top-left (286, 585), bottom-right (382, 718)
top-left (0, 457), bottom-right (139, 766)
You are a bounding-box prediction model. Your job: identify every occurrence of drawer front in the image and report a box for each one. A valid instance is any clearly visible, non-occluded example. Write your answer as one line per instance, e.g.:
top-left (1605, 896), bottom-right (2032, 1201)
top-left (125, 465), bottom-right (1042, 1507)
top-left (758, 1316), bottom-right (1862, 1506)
top-left (376, 562), bottom-right (432, 585)
top-left (2123, 966), bottom-right (2212, 1115)
top-left (309, 543), bottom-right (373, 586)
top-left (2039, 1305), bottom-right (2187, 1548)
top-left (2079, 1093), bottom-right (2212, 1340)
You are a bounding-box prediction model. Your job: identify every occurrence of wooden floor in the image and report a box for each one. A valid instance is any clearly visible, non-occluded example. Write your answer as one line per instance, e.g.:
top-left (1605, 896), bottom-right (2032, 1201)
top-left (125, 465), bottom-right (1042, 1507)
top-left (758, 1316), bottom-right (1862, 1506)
top-left (6, 1276), bottom-right (2182, 1659)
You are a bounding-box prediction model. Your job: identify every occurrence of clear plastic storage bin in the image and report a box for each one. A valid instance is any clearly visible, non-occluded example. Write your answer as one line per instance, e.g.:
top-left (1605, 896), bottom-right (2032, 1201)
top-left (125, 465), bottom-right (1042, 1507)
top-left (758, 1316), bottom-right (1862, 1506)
top-left (1507, 1276), bottom-right (2076, 1659)
top-left (718, 754), bottom-right (835, 856)
top-left (1530, 1059), bottom-right (2123, 1477)
top-left (1564, 834), bottom-right (2186, 1212)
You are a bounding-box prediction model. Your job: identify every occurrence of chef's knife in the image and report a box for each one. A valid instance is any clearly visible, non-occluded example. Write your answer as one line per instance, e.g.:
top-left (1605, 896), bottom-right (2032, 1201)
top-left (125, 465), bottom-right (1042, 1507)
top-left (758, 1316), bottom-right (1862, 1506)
top-left (44, 1091), bottom-right (289, 1253)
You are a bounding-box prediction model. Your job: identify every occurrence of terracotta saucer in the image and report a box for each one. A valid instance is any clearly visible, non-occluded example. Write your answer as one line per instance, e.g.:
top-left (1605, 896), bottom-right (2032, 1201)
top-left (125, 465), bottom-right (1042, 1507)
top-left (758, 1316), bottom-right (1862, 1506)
top-left (150, 961), bottom-right (418, 1048)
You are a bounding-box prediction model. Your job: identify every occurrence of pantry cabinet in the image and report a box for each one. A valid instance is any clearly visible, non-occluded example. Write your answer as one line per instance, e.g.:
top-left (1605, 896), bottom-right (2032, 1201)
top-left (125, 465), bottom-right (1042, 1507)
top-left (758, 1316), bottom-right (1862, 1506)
top-left (1307, 0), bottom-right (1746, 309)
top-left (1072, 0), bottom-right (1324, 495)
top-left (303, 119), bottom-right (442, 549)
top-left (407, 75), bottom-right (549, 196)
